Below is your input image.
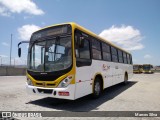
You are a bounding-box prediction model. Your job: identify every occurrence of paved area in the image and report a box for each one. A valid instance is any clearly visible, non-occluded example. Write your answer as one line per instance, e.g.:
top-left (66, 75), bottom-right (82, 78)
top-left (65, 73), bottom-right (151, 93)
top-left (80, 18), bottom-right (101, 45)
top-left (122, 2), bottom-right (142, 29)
top-left (0, 73), bottom-right (160, 119)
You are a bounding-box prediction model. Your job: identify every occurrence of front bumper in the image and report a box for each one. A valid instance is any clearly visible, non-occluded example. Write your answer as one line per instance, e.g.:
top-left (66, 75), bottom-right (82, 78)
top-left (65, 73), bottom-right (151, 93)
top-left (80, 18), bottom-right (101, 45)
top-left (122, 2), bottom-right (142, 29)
top-left (133, 70), bottom-right (142, 74)
top-left (143, 71), bottom-right (153, 74)
top-left (26, 84), bottom-right (75, 100)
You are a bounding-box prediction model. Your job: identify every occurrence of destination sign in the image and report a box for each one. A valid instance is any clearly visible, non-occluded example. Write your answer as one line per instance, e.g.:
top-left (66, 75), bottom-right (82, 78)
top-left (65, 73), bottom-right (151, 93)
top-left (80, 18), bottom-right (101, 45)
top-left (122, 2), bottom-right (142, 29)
top-left (31, 24), bottom-right (71, 41)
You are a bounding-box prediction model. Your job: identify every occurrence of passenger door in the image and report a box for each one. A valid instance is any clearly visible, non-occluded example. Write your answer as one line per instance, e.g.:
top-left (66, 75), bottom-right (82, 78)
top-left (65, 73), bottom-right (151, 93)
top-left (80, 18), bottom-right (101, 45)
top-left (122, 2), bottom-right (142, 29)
top-left (74, 30), bottom-right (93, 99)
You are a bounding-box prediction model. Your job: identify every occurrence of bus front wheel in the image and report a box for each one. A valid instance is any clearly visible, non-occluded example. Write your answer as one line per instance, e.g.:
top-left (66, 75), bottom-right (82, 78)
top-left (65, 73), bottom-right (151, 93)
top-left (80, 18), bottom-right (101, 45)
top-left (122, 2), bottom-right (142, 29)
top-left (92, 78), bottom-right (102, 98)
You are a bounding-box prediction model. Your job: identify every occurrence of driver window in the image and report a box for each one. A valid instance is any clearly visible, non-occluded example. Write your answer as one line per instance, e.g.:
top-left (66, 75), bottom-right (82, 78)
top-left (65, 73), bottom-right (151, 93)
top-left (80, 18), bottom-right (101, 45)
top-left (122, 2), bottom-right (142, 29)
top-left (79, 39), bottom-right (90, 59)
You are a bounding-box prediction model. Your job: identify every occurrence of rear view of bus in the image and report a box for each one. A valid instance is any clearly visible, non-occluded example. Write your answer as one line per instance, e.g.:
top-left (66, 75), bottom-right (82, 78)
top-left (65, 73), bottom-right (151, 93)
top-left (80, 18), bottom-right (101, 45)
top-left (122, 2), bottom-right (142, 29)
top-left (18, 22), bottom-right (133, 100)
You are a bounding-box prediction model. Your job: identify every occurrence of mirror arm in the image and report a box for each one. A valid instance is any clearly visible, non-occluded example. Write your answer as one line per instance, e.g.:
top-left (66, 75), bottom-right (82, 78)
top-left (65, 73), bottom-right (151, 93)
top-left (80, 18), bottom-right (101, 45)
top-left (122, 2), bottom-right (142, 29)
top-left (18, 41), bottom-right (29, 48)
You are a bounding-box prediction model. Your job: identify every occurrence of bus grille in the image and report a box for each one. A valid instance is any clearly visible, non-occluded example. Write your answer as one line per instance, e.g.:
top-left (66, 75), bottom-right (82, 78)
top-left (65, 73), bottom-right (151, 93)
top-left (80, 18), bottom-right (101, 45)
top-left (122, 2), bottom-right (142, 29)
top-left (36, 83), bottom-right (56, 87)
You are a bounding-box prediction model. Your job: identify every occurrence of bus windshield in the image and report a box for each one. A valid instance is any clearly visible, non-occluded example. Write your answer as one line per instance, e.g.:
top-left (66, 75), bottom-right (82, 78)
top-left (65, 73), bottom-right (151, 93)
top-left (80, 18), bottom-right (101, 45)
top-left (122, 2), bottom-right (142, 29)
top-left (143, 65), bottom-right (151, 70)
top-left (133, 66), bottom-right (139, 70)
top-left (28, 36), bottom-right (72, 72)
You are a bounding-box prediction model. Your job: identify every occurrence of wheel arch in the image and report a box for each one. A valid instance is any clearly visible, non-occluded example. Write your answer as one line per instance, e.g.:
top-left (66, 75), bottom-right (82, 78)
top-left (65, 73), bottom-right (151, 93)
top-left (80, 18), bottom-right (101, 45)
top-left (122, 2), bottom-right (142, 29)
top-left (92, 73), bottom-right (104, 93)
top-left (124, 71), bottom-right (128, 80)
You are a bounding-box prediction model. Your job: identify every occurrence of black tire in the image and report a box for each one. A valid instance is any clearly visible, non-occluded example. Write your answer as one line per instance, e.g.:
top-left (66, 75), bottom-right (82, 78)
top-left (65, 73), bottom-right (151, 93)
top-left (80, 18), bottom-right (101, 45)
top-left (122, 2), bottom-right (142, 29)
top-left (92, 78), bottom-right (102, 98)
top-left (124, 73), bottom-right (128, 85)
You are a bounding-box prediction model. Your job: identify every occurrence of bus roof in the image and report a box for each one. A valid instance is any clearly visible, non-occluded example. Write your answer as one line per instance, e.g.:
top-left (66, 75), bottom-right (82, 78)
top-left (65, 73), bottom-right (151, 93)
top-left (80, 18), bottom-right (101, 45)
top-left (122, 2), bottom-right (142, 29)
top-left (33, 22), bottom-right (131, 54)
top-left (133, 64), bottom-right (142, 66)
top-left (143, 64), bottom-right (153, 66)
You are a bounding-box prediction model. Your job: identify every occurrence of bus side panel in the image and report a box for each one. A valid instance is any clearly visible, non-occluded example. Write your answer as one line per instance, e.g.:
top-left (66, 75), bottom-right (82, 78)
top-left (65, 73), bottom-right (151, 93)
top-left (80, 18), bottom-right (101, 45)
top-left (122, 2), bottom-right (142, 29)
top-left (75, 66), bottom-right (93, 99)
top-left (118, 63), bottom-right (127, 84)
top-left (75, 60), bottom-right (113, 99)
top-left (92, 60), bottom-right (113, 89)
top-left (128, 65), bottom-right (133, 80)
top-left (117, 63), bottom-right (124, 84)
top-left (116, 63), bottom-right (133, 85)
top-left (103, 61), bottom-right (113, 89)
top-left (110, 62), bottom-right (125, 86)
top-left (75, 60), bottom-right (133, 99)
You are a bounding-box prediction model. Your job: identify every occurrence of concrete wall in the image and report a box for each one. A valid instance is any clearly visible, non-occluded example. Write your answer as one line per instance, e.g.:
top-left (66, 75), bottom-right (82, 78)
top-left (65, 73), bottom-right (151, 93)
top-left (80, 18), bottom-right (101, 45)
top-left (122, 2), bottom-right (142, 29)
top-left (0, 66), bottom-right (26, 76)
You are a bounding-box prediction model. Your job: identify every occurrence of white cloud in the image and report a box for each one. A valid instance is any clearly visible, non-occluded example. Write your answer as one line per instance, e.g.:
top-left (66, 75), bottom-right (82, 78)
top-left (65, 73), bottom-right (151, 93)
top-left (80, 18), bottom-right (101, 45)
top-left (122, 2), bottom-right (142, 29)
top-left (18, 24), bottom-right (41, 40)
top-left (0, 0), bottom-right (44, 16)
top-left (99, 25), bottom-right (144, 51)
top-left (0, 6), bottom-right (10, 16)
top-left (144, 54), bottom-right (152, 59)
top-left (2, 42), bottom-right (9, 47)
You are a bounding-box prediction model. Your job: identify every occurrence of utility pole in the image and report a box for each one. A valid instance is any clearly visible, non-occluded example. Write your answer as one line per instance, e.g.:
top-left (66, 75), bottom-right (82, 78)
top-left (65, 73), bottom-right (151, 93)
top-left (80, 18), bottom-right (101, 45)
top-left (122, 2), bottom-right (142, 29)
top-left (14, 58), bottom-right (15, 67)
top-left (10, 34), bottom-right (12, 66)
top-left (0, 56), bottom-right (2, 66)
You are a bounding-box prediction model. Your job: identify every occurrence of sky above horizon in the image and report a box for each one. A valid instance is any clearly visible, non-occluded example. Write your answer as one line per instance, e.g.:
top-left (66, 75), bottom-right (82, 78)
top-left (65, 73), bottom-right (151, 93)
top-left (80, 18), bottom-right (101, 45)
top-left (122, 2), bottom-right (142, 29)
top-left (0, 0), bottom-right (160, 66)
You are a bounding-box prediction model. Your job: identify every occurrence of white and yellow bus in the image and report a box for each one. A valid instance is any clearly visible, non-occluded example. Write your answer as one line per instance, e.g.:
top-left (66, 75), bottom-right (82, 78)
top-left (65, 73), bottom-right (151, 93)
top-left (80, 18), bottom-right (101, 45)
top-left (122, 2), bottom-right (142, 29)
top-left (133, 64), bottom-right (143, 74)
top-left (18, 22), bottom-right (133, 100)
top-left (142, 64), bottom-right (154, 74)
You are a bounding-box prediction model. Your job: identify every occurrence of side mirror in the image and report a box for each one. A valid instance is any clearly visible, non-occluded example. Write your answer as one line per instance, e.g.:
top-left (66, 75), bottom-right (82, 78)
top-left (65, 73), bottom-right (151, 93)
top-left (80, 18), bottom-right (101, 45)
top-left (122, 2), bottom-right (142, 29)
top-left (18, 47), bottom-right (21, 57)
top-left (79, 37), bottom-right (84, 48)
top-left (17, 41), bottom-right (29, 58)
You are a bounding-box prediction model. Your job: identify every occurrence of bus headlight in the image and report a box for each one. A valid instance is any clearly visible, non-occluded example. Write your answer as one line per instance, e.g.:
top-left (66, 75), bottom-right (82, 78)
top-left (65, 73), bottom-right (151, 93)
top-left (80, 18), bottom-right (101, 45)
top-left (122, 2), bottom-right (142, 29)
top-left (27, 78), bottom-right (33, 86)
top-left (58, 75), bottom-right (73, 88)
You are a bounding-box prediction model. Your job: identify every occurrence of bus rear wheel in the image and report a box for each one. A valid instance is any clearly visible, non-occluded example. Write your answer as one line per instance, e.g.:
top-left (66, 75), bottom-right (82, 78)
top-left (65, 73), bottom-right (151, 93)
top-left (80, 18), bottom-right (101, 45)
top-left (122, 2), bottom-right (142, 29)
top-left (124, 73), bottom-right (128, 85)
top-left (92, 78), bottom-right (102, 98)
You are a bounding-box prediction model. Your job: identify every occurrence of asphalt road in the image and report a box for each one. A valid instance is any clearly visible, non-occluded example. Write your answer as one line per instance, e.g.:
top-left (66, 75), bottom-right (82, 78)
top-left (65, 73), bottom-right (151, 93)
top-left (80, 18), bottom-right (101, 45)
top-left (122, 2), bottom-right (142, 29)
top-left (0, 73), bottom-right (160, 120)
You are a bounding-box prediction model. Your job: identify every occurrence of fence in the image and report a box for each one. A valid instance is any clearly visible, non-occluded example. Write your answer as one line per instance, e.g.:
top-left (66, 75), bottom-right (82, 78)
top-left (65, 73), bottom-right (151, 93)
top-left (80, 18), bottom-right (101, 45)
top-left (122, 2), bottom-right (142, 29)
top-left (0, 66), bottom-right (26, 76)
top-left (0, 57), bottom-right (27, 67)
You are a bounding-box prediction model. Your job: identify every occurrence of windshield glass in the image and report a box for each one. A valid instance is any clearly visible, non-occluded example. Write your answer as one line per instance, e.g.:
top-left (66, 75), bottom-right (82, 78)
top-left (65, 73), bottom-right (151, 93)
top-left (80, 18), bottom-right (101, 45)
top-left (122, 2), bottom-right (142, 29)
top-left (143, 65), bottom-right (151, 70)
top-left (133, 66), bottom-right (139, 70)
top-left (29, 36), bottom-right (72, 72)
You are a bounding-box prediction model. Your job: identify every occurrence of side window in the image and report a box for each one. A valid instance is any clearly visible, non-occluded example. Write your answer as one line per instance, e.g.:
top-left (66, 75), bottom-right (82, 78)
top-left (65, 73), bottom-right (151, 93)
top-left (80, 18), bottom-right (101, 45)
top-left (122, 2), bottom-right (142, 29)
top-left (102, 43), bottom-right (111, 61)
top-left (74, 31), bottom-right (81, 58)
top-left (111, 46), bottom-right (118, 62)
top-left (74, 30), bottom-right (91, 60)
top-left (129, 54), bottom-right (133, 64)
top-left (127, 54), bottom-right (130, 64)
top-left (118, 50), bottom-right (123, 63)
top-left (123, 52), bottom-right (127, 64)
top-left (92, 39), bottom-right (102, 60)
top-left (79, 39), bottom-right (90, 59)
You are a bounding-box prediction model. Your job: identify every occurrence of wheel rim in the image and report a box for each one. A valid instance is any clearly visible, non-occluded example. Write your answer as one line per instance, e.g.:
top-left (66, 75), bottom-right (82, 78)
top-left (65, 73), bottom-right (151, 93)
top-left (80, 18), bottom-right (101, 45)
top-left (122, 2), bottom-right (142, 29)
top-left (95, 82), bottom-right (100, 95)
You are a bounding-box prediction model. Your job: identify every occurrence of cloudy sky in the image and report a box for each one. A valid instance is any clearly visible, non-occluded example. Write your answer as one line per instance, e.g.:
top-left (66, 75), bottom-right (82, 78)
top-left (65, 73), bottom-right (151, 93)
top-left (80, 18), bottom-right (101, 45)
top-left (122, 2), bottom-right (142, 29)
top-left (0, 0), bottom-right (160, 65)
